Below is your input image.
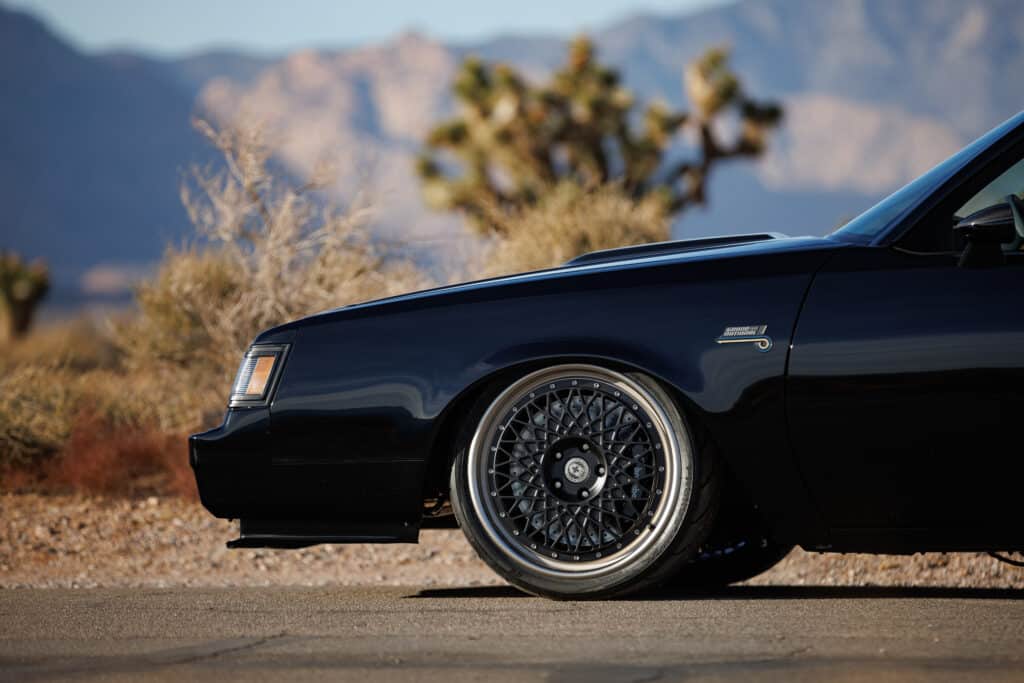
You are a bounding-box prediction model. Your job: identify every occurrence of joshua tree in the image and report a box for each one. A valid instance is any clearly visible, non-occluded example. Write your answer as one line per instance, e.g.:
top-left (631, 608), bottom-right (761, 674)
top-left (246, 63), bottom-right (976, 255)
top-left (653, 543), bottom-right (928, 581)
top-left (0, 251), bottom-right (50, 342)
top-left (417, 38), bottom-right (782, 236)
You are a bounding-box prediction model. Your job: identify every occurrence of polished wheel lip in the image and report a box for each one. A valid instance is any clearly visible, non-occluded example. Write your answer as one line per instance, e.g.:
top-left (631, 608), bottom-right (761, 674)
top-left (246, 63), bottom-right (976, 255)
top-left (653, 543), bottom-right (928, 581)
top-left (467, 364), bottom-right (693, 580)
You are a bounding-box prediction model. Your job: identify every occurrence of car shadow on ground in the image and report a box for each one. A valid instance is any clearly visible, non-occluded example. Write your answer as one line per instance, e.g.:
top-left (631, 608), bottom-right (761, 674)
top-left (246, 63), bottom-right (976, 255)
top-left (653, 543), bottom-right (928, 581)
top-left (409, 584), bottom-right (1023, 601)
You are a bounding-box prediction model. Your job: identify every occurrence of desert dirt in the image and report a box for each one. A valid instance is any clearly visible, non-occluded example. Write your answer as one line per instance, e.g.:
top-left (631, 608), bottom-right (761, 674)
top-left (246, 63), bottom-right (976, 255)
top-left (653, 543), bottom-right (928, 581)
top-left (2, 493), bottom-right (1023, 590)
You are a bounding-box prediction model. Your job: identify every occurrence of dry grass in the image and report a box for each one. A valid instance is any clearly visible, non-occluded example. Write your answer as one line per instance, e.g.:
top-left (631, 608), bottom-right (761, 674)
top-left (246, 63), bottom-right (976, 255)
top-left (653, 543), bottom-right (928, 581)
top-left (3, 415), bottom-right (195, 500)
top-left (481, 183), bottom-right (670, 276)
top-left (0, 316), bottom-right (119, 373)
top-left (0, 348), bottom-right (211, 468)
top-left (50, 414), bottom-right (195, 499)
top-left (0, 318), bottom-right (121, 469)
top-left (0, 364), bottom-right (77, 466)
top-left (0, 355), bottom-right (208, 499)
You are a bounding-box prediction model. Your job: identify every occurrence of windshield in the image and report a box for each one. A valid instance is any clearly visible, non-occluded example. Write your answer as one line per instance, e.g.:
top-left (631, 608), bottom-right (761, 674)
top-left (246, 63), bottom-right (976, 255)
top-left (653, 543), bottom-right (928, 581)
top-left (956, 156), bottom-right (1024, 219)
top-left (831, 112), bottom-right (1024, 244)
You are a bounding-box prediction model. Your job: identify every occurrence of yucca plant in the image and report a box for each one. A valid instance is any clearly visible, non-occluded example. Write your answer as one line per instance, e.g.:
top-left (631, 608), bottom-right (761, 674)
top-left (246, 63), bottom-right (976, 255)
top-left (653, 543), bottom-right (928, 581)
top-left (0, 251), bottom-right (50, 342)
top-left (417, 37), bottom-right (782, 237)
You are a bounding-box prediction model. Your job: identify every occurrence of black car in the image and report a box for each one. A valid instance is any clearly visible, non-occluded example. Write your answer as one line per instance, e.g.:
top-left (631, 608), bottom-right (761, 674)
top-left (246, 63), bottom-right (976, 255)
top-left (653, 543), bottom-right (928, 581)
top-left (191, 112), bottom-right (1024, 599)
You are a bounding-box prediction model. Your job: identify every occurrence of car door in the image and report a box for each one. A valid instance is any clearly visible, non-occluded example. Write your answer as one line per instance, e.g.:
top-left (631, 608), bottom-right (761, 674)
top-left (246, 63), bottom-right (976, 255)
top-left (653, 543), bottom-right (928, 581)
top-left (787, 154), bottom-right (1024, 549)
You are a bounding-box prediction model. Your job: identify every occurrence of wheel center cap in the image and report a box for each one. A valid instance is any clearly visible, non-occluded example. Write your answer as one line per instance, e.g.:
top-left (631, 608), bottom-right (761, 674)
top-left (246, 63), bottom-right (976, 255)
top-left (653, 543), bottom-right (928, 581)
top-left (564, 457), bottom-right (590, 484)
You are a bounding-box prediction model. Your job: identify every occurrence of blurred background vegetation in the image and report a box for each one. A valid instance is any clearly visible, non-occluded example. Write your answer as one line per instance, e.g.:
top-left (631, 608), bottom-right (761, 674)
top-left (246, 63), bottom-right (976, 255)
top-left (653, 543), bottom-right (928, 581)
top-left (4, 0), bottom-right (1021, 500)
top-left (419, 38), bottom-right (779, 273)
top-left (418, 40), bottom-right (779, 236)
top-left (0, 37), bottom-right (779, 497)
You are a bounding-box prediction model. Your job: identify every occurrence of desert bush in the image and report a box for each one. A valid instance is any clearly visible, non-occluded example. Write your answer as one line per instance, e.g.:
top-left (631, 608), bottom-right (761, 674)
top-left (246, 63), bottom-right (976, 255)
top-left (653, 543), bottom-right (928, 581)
top-left (77, 367), bottom-right (210, 434)
top-left (3, 119), bottom-right (428, 498)
top-left (0, 364), bottom-right (77, 467)
top-left (2, 408), bottom-right (195, 500)
top-left (47, 413), bottom-right (196, 499)
top-left (0, 316), bottom-right (121, 375)
top-left (0, 362), bottom-right (204, 470)
top-left (116, 120), bottom-right (429, 414)
top-left (481, 183), bottom-right (669, 275)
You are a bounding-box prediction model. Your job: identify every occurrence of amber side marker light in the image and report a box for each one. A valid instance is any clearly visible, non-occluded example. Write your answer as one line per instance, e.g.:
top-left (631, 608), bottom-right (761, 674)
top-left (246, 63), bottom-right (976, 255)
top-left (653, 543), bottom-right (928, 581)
top-left (230, 345), bottom-right (287, 406)
top-left (246, 356), bottom-right (275, 395)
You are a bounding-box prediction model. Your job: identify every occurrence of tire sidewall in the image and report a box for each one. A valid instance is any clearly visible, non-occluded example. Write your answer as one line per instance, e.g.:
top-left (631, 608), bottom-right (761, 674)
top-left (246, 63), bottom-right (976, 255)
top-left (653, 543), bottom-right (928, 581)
top-left (450, 366), bottom-right (713, 599)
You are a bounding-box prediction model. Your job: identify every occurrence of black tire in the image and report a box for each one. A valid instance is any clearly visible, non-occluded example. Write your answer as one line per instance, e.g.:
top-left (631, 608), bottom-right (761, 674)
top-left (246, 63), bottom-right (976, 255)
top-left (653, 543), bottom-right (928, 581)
top-left (450, 364), bottom-right (721, 599)
top-left (671, 537), bottom-right (793, 587)
top-left (668, 488), bottom-right (792, 587)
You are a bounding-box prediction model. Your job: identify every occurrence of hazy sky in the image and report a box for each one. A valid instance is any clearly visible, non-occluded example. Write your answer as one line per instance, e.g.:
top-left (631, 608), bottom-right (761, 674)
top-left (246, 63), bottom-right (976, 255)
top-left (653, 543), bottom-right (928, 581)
top-left (7, 0), bottom-right (732, 55)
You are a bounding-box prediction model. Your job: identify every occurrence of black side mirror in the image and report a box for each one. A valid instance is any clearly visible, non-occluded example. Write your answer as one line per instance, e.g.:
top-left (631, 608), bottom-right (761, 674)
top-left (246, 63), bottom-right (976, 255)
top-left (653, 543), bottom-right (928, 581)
top-left (954, 203), bottom-right (1016, 268)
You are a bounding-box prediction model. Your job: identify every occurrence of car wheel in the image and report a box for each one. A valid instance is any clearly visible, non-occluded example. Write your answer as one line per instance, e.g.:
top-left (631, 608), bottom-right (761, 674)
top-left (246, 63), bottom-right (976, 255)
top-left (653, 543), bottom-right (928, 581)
top-left (450, 364), bottom-right (720, 599)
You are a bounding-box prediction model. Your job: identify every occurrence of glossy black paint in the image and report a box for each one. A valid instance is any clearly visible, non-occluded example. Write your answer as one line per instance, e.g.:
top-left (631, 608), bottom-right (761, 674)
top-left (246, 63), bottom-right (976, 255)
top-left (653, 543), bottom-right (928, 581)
top-left (191, 112), bottom-right (1024, 553)
top-left (788, 246), bottom-right (1024, 549)
top-left (565, 233), bottom-right (783, 266)
top-left (193, 235), bottom-right (837, 545)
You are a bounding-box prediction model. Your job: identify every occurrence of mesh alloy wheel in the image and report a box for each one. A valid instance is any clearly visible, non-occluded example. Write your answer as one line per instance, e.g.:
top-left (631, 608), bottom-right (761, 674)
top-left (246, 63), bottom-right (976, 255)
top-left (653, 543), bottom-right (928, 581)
top-left (460, 365), bottom-right (699, 590)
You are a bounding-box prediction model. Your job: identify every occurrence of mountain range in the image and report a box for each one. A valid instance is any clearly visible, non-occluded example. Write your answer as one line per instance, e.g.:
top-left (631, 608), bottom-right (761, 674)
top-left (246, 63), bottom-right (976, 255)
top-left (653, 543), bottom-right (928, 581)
top-left (1, 0), bottom-right (1022, 310)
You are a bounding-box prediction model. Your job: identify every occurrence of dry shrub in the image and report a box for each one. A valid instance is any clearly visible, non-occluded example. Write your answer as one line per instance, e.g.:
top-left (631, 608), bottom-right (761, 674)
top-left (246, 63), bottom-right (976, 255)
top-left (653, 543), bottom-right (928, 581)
top-left (0, 364), bottom-right (77, 467)
top-left (3, 413), bottom-right (195, 499)
top-left (116, 120), bottom-right (429, 408)
top-left (78, 368), bottom-right (212, 435)
top-left (0, 363), bottom-right (205, 471)
top-left (48, 413), bottom-right (196, 499)
top-left (3, 119), bottom-right (429, 499)
top-left (482, 183), bottom-right (670, 276)
top-left (0, 317), bottom-right (120, 374)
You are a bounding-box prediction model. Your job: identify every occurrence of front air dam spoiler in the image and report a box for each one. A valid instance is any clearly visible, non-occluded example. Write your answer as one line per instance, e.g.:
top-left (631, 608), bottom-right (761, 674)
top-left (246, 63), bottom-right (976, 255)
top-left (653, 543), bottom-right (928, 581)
top-left (226, 519), bottom-right (414, 549)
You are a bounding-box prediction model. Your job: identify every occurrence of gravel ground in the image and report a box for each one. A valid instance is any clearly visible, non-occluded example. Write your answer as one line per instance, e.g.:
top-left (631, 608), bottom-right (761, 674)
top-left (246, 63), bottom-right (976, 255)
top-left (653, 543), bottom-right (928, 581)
top-left (2, 493), bottom-right (1023, 590)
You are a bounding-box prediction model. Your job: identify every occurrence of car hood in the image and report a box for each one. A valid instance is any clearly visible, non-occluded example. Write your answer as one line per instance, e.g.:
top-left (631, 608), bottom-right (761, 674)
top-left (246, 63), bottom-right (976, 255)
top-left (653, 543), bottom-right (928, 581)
top-left (564, 233), bottom-right (785, 266)
top-left (255, 233), bottom-right (843, 341)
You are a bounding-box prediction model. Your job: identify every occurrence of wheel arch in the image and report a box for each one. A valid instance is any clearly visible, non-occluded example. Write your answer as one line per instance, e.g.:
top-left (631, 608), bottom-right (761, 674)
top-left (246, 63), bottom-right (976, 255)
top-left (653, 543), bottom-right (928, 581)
top-left (421, 350), bottom-right (825, 547)
top-left (422, 352), bottom-right (713, 505)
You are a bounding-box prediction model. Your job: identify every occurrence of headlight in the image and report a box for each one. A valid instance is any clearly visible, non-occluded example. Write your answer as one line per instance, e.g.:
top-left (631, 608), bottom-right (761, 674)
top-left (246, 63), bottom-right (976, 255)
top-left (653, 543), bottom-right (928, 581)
top-left (229, 344), bottom-right (288, 407)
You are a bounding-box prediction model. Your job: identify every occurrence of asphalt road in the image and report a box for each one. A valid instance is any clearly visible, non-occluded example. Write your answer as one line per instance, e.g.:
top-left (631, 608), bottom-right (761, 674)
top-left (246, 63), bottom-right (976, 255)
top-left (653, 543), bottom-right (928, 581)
top-left (1, 585), bottom-right (1023, 682)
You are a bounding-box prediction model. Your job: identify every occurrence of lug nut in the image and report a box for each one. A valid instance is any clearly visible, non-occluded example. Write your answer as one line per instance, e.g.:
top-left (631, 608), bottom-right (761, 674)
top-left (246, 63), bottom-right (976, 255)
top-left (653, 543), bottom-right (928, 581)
top-left (597, 466), bottom-right (605, 476)
top-left (554, 452), bottom-right (562, 460)
top-left (581, 443), bottom-right (589, 451)
top-left (553, 480), bottom-right (562, 489)
top-left (581, 490), bottom-right (590, 498)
